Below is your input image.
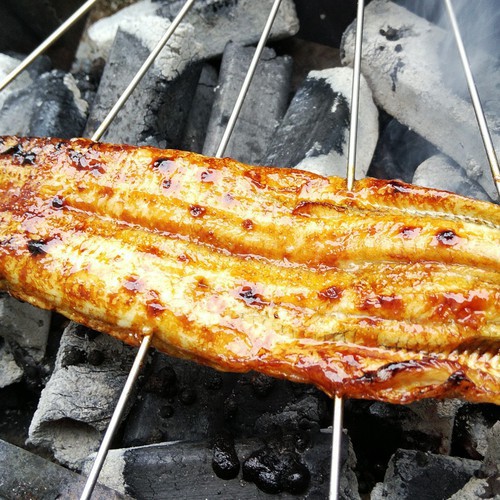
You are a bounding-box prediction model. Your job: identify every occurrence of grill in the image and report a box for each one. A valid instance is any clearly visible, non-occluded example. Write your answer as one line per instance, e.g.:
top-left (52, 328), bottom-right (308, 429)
top-left (0, 1), bottom-right (499, 499)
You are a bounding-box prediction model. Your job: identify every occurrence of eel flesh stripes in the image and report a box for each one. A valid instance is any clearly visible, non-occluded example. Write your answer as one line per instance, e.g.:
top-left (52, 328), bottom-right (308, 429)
top-left (0, 136), bottom-right (499, 404)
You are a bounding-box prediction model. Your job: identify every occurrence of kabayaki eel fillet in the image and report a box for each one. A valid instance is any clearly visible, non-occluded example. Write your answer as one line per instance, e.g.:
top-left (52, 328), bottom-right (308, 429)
top-left (0, 136), bottom-right (498, 404)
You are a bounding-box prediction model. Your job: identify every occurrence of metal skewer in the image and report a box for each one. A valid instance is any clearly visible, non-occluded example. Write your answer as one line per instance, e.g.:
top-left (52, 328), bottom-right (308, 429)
top-left (80, 1), bottom-right (196, 497)
top-left (443, 0), bottom-right (500, 197)
top-left (330, 1), bottom-right (365, 498)
top-left (0, 0), bottom-right (100, 92)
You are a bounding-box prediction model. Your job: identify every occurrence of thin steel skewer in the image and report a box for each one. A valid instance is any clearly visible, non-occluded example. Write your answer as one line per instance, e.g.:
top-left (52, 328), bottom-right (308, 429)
top-left (92, 0), bottom-right (196, 142)
top-left (80, 335), bottom-right (152, 500)
top-left (80, 2), bottom-right (196, 497)
top-left (330, 1), bottom-right (365, 499)
top-left (0, 0), bottom-right (100, 93)
top-left (215, 0), bottom-right (284, 158)
top-left (443, 0), bottom-right (500, 197)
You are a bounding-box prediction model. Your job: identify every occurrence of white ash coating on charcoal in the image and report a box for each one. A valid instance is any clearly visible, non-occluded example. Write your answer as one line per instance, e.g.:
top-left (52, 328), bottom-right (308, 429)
top-left (84, 29), bottom-right (201, 148)
top-left (413, 154), bottom-right (492, 201)
top-left (370, 449), bottom-right (481, 500)
top-left (180, 63), bottom-right (218, 153)
top-left (83, 26), bottom-right (202, 147)
top-left (341, 0), bottom-right (499, 201)
top-left (0, 438), bottom-right (128, 500)
top-left (263, 66), bottom-right (378, 177)
top-left (28, 322), bottom-right (139, 469)
top-left (77, 0), bottom-right (299, 67)
top-left (82, 432), bottom-right (359, 499)
top-left (202, 42), bottom-right (292, 163)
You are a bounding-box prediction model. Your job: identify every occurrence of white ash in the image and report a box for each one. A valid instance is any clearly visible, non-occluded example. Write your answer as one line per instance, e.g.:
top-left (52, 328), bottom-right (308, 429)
top-left (0, 53), bottom-right (34, 110)
top-left (62, 73), bottom-right (89, 117)
top-left (295, 67), bottom-right (378, 178)
top-left (83, 449), bottom-right (127, 494)
top-left (76, 0), bottom-right (298, 67)
top-left (341, 0), bottom-right (499, 201)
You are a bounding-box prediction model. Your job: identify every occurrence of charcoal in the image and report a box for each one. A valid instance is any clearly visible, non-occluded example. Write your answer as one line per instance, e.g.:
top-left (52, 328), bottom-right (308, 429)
top-left (263, 66), bottom-right (378, 177)
top-left (451, 404), bottom-right (500, 461)
top-left (370, 449), bottom-right (481, 500)
top-left (0, 439), bottom-right (127, 500)
top-left (179, 63), bottom-right (218, 153)
top-left (82, 432), bottom-right (358, 499)
top-left (28, 69), bottom-right (88, 138)
top-left (80, 0), bottom-right (299, 65)
top-left (0, 297), bottom-right (50, 364)
top-left (0, 341), bottom-right (23, 389)
top-left (28, 322), bottom-right (138, 469)
top-left (341, 0), bottom-right (500, 201)
top-left (368, 116), bottom-right (438, 183)
top-left (202, 42), bottom-right (292, 163)
top-left (413, 154), bottom-right (491, 201)
top-left (83, 25), bottom-right (201, 148)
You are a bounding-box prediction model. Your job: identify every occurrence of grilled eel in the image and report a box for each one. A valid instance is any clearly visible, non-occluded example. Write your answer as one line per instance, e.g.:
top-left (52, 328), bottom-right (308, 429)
top-left (0, 136), bottom-right (498, 404)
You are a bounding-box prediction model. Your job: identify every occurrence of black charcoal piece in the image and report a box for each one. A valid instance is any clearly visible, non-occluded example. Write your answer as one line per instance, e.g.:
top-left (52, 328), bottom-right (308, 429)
top-left (413, 154), bottom-right (491, 201)
top-left (28, 70), bottom-right (88, 138)
top-left (371, 449), bottom-right (481, 500)
top-left (179, 64), bottom-right (218, 153)
top-left (341, 0), bottom-right (500, 201)
top-left (83, 26), bottom-right (201, 148)
top-left (262, 67), bottom-right (378, 177)
top-left (202, 42), bottom-right (292, 164)
top-left (0, 439), bottom-right (127, 499)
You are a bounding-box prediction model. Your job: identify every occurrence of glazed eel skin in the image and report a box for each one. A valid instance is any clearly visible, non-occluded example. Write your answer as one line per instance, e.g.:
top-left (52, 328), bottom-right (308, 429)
top-left (0, 136), bottom-right (499, 404)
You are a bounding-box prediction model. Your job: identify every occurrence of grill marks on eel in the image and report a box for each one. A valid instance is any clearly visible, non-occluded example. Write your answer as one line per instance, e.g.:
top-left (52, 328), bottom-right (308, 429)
top-left (0, 136), bottom-right (499, 404)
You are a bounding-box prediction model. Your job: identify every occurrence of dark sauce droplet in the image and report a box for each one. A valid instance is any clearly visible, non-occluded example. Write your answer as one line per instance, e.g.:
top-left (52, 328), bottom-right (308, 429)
top-left (436, 229), bottom-right (460, 246)
top-left (318, 285), bottom-right (342, 301)
top-left (152, 157), bottom-right (175, 173)
top-left (27, 239), bottom-right (48, 256)
top-left (51, 196), bottom-right (65, 209)
top-left (189, 205), bottom-right (206, 217)
top-left (242, 219), bottom-right (254, 230)
top-left (212, 436), bottom-right (240, 480)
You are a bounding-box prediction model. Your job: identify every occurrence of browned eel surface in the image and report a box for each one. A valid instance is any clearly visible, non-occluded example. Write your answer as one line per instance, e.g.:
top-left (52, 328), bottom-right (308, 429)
top-left (0, 136), bottom-right (499, 404)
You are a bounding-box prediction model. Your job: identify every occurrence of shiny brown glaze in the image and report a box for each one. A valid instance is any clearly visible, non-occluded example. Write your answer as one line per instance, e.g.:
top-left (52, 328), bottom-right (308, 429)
top-left (0, 136), bottom-right (499, 404)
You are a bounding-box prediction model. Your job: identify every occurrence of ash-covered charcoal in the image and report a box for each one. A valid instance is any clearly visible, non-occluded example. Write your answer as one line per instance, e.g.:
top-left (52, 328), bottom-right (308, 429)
top-left (202, 42), bottom-right (292, 163)
top-left (341, 0), bottom-right (500, 201)
top-left (370, 449), bottom-right (481, 500)
top-left (262, 66), bottom-right (378, 177)
top-left (83, 23), bottom-right (202, 148)
top-left (28, 322), bottom-right (138, 469)
top-left (0, 340), bottom-right (23, 389)
top-left (413, 154), bottom-right (492, 201)
top-left (28, 70), bottom-right (88, 138)
top-left (81, 0), bottom-right (299, 66)
top-left (0, 438), bottom-right (127, 500)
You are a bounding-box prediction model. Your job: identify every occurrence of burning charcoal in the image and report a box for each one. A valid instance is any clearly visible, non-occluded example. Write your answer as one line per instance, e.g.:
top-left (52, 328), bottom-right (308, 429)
top-left (341, 0), bottom-right (500, 201)
top-left (28, 322), bottom-right (138, 469)
top-left (83, 24), bottom-right (201, 148)
top-left (202, 42), bottom-right (292, 163)
top-left (179, 64), bottom-right (218, 154)
top-left (28, 70), bottom-right (88, 138)
top-left (413, 154), bottom-right (491, 201)
top-left (263, 67), bottom-right (378, 177)
top-left (80, 0), bottom-right (299, 65)
top-left (0, 439), bottom-right (127, 500)
top-left (370, 449), bottom-right (482, 500)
